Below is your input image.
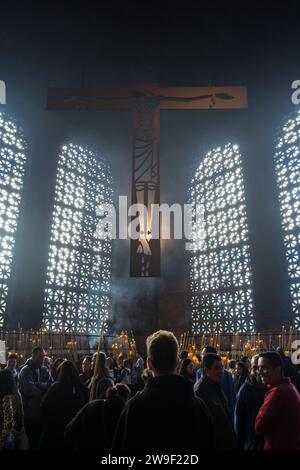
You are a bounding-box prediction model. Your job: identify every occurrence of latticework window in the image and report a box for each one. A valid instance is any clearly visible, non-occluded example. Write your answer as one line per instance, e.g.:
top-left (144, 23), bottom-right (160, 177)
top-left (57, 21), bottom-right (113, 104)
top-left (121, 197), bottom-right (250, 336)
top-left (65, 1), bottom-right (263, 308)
top-left (0, 111), bottom-right (27, 327)
top-left (188, 143), bottom-right (254, 334)
top-left (43, 144), bottom-right (113, 334)
top-left (274, 110), bottom-right (300, 330)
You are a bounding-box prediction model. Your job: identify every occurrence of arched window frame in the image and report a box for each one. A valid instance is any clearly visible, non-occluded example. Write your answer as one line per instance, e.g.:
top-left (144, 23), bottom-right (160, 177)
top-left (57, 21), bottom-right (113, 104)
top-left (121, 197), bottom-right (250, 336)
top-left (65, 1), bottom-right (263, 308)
top-left (274, 110), bottom-right (300, 330)
top-left (0, 110), bottom-right (28, 328)
top-left (188, 142), bottom-right (254, 334)
top-left (43, 143), bottom-right (113, 334)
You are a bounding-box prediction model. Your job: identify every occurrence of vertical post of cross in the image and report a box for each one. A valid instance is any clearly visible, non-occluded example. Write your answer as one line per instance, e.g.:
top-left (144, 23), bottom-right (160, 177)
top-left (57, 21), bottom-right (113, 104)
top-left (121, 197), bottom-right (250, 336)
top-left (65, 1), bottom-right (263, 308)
top-left (130, 89), bottom-right (161, 276)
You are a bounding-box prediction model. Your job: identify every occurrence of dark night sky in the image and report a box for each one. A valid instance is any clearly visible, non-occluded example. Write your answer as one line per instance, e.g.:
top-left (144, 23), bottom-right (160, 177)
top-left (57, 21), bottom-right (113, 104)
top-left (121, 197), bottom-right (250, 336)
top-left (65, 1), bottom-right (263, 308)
top-left (1, 1), bottom-right (300, 332)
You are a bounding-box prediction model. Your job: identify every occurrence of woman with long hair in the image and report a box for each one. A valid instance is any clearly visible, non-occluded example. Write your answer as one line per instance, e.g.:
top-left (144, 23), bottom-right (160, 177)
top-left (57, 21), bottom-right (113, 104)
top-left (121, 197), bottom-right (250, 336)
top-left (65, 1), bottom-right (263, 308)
top-left (234, 361), bottom-right (249, 394)
top-left (179, 358), bottom-right (196, 383)
top-left (89, 352), bottom-right (114, 401)
top-left (51, 357), bottom-right (64, 382)
top-left (39, 360), bottom-right (87, 449)
top-left (0, 369), bottom-right (25, 450)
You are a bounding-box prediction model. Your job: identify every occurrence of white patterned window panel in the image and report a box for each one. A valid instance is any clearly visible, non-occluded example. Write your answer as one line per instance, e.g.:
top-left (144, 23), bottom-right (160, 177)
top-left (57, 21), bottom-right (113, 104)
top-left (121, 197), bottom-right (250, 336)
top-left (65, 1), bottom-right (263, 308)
top-left (188, 143), bottom-right (254, 334)
top-left (0, 111), bottom-right (27, 327)
top-left (43, 143), bottom-right (113, 334)
top-left (274, 110), bottom-right (300, 330)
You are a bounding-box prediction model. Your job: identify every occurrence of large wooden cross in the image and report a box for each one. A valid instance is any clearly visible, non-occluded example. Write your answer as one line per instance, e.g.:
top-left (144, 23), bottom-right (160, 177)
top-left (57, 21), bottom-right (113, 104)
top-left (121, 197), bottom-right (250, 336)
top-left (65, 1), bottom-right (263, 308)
top-left (47, 83), bottom-right (247, 277)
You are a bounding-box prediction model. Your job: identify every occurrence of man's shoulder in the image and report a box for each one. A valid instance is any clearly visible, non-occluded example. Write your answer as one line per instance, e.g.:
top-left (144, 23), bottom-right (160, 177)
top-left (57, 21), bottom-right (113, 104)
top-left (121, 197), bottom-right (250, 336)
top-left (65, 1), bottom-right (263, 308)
top-left (124, 384), bottom-right (168, 413)
top-left (125, 385), bottom-right (206, 414)
top-left (18, 363), bottom-right (31, 376)
top-left (266, 381), bottom-right (297, 402)
top-left (195, 378), bottom-right (209, 393)
top-left (82, 398), bottom-right (106, 415)
top-left (127, 388), bottom-right (147, 406)
top-left (238, 378), bottom-right (252, 394)
top-left (192, 392), bottom-right (210, 410)
top-left (278, 381), bottom-right (300, 399)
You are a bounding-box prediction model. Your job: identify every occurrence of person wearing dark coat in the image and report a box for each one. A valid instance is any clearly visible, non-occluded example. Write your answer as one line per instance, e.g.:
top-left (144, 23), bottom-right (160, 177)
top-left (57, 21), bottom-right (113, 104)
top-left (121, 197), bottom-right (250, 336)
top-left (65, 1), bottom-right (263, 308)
top-left (234, 361), bottom-right (249, 394)
top-left (196, 346), bottom-right (236, 419)
top-left (112, 330), bottom-right (214, 452)
top-left (64, 383), bottom-right (131, 451)
top-left (276, 347), bottom-right (300, 392)
top-left (195, 353), bottom-right (237, 450)
top-left (234, 354), bottom-right (266, 450)
top-left (18, 346), bottom-right (52, 449)
top-left (79, 356), bottom-right (93, 387)
top-left (39, 360), bottom-right (88, 449)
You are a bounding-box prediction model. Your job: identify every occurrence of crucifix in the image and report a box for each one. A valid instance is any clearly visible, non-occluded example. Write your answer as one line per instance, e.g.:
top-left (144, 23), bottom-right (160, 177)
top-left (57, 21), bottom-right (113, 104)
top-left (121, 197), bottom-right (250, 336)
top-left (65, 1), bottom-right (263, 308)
top-left (47, 83), bottom-right (247, 277)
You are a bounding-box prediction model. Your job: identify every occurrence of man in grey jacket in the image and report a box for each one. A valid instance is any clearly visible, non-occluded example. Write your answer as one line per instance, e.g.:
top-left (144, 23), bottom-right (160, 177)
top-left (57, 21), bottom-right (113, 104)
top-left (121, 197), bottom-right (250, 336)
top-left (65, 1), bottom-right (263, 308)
top-left (18, 346), bottom-right (52, 448)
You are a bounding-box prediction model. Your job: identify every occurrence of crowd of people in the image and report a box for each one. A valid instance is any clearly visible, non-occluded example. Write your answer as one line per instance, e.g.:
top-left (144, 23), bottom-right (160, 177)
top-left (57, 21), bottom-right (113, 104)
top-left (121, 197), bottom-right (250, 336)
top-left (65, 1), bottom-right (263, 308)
top-left (1, 330), bottom-right (300, 451)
